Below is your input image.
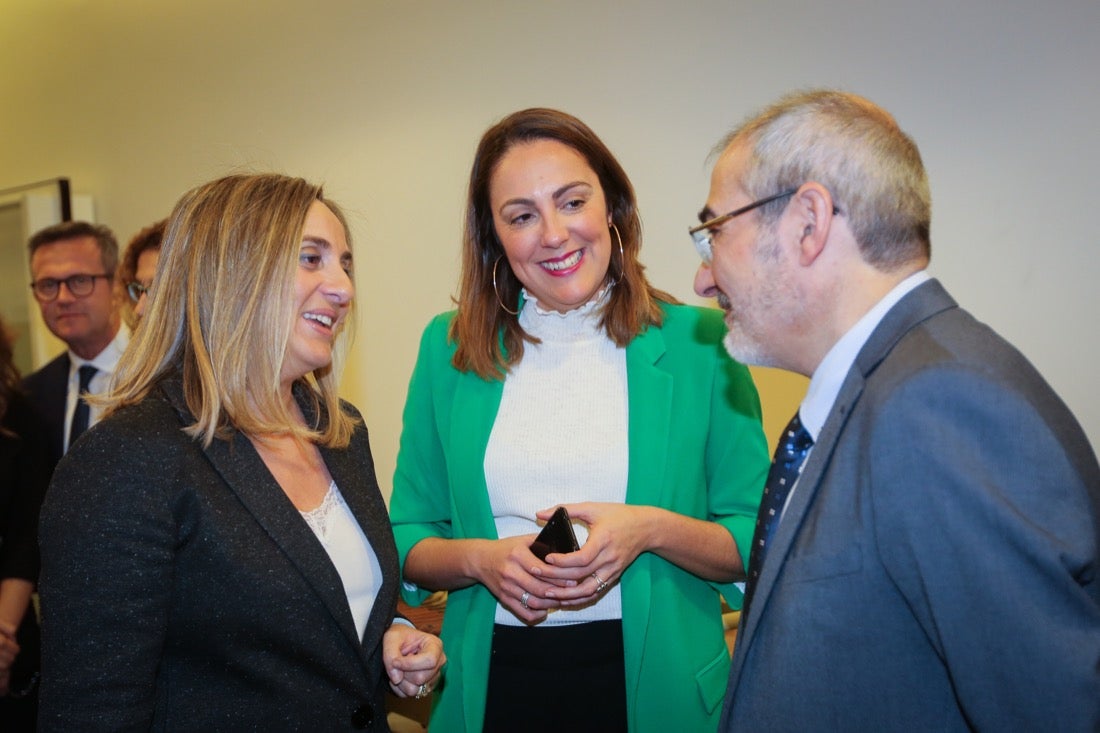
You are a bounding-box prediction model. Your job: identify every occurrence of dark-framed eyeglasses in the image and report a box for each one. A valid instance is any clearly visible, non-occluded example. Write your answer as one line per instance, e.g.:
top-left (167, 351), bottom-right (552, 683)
top-left (126, 281), bottom-right (151, 302)
top-left (29, 273), bottom-right (111, 302)
top-left (688, 189), bottom-right (797, 263)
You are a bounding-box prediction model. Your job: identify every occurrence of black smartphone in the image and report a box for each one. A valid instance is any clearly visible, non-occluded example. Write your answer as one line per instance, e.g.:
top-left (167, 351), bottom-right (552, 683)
top-left (529, 506), bottom-right (580, 561)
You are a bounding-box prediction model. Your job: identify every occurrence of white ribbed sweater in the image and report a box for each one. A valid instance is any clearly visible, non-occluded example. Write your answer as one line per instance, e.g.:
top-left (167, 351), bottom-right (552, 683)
top-left (485, 292), bottom-right (628, 626)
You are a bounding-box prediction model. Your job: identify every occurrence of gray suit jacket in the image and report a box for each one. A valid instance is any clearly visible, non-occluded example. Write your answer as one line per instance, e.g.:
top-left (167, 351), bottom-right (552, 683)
top-left (721, 280), bottom-right (1100, 731)
top-left (38, 378), bottom-right (400, 731)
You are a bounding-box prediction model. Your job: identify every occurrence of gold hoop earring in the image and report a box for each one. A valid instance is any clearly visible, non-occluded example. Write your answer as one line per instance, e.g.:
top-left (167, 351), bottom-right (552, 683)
top-left (492, 255), bottom-right (520, 315)
top-left (608, 222), bottom-right (626, 287)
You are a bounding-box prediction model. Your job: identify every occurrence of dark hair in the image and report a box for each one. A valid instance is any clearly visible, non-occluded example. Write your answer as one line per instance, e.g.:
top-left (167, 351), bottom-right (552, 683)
top-left (120, 219), bottom-right (166, 283)
top-left (0, 316), bottom-right (19, 429)
top-left (452, 107), bottom-right (674, 379)
top-left (28, 220), bottom-right (119, 274)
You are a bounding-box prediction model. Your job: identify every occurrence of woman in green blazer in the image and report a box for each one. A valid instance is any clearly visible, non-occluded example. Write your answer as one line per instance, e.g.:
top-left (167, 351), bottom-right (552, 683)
top-left (390, 109), bottom-right (769, 732)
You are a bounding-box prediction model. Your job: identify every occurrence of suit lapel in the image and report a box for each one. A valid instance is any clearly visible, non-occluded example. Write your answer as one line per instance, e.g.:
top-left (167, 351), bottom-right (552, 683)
top-left (445, 367), bottom-right (508, 731)
top-left (203, 434), bottom-right (367, 651)
top-left (624, 326), bottom-right (671, 506)
top-left (728, 370), bottom-right (863, 678)
top-left (449, 368), bottom-right (505, 539)
top-left (621, 325), bottom-right (671, 703)
top-left (320, 434), bottom-right (398, 656)
top-left (728, 280), bottom-right (958, 688)
top-left (41, 353), bottom-right (70, 464)
top-left (160, 381), bottom-right (370, 660)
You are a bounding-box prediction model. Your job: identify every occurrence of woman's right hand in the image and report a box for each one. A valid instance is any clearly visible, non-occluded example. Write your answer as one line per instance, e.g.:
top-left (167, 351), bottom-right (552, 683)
top-left (473, 535), bottom-right (577, 624)
top-left (404, 536), bottom-right (580, 625)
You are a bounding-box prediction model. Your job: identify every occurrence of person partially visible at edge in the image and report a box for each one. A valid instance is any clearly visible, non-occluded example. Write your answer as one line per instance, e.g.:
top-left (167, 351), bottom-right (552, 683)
top-left (690, 89), bottom-right (1100, 732)
top-left (0, 315), bottom-right (51, 730)
top-left (117, 218), bottom-right (166, 327)
top-left (37, 173), bottom-right (445, 731)
top-left (389, 108), bottom-right (769, 733)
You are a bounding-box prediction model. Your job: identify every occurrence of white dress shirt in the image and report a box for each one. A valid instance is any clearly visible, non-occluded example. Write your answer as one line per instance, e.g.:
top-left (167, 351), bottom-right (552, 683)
top-left (64, 326), bottom-right (130, 453)
top-left (783, 271), bottom-right (931, 518)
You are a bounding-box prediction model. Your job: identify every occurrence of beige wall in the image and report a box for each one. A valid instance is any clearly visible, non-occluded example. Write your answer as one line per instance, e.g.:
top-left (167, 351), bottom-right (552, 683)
top-left (3, 0), bottom-right (1095, 491)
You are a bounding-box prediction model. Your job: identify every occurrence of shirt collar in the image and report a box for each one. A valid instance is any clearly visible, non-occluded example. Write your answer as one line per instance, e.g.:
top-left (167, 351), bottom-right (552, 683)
top-left (69, 325), bottom-right (131, 376)
top-left (799, 271), bottom-right (930, 439)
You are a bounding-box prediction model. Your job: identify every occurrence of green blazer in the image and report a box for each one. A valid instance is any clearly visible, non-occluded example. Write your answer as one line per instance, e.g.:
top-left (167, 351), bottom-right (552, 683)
top-left (390, 303), bottom-right (768, 733)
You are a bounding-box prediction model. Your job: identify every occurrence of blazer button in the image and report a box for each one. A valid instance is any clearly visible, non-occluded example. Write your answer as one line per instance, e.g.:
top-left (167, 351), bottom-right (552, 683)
top-left (351, 703), bottom-right (373, 729)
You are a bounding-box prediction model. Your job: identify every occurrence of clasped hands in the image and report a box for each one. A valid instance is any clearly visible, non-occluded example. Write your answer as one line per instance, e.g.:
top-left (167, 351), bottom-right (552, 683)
top-left (490, 502), bottom-right (649, 625)
top-left (383, 623), bottom-right (446, 699)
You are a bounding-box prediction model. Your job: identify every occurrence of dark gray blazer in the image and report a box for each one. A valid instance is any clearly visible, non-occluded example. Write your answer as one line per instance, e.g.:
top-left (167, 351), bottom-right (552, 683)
top-left (720, 279), bottom-right (1100, 731)
top-left (38, 378), bottom-right (401, 731)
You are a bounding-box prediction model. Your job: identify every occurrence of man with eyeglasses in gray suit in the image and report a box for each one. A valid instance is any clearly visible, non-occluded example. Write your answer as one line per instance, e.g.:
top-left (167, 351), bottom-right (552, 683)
top-left (691, 89), bottom-right (1100, 731)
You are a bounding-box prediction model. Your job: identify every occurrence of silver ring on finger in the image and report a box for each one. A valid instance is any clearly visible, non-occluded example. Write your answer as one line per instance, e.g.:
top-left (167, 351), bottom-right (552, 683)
top-left (592, 572), bottom-right (608, 592)
top-left (520, 590), bottom-right (531, 609)
top-left (414, 683), bottom-right (429, 699)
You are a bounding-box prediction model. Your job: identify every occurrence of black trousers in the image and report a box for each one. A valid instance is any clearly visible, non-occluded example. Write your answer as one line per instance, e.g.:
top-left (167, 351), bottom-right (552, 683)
top-left (483, 620), bottom-right (627, 733)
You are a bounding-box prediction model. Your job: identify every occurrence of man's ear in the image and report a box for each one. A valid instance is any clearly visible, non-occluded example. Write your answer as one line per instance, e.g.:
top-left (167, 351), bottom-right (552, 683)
top-left (792, 183), bottom-right (836, 267)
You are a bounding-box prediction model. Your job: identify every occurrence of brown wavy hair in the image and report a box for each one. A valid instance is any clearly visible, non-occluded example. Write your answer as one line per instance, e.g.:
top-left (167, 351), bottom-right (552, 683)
top-left (0, 316), bottom-right (20, 431)
top-left (452, 107), bottom-right (675, 379)
top-left (118, 218), bottom-right (167, 328)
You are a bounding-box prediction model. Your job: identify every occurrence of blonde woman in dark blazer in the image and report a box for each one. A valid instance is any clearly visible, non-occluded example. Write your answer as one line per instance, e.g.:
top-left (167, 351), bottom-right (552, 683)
top-left (38, 174), bottom-right (444, 731)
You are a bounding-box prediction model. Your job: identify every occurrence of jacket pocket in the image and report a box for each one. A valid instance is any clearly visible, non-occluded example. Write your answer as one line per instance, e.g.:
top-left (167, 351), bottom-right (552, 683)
top-left (781, 543), bottom-right (863, 585)
top-left (694, 644), bottom-right (731, 714)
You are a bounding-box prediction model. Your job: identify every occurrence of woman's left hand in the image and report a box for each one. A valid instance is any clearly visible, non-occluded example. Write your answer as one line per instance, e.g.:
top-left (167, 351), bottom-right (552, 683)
top-left (382, 622), bottom-right (446, 699)
top-left (532, 502), bottom-right (652, 605)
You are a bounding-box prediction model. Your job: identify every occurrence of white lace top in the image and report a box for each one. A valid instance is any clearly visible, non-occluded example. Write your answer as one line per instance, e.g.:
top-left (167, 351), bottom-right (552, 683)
top-left (300, 481), bottom-right (382, 638)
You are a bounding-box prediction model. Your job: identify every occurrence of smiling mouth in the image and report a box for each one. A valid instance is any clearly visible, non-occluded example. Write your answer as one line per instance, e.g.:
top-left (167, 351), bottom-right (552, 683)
top-left (540, 250), bottom-right (583, 272)
top-left (304, 312), bottom-right (334, 328)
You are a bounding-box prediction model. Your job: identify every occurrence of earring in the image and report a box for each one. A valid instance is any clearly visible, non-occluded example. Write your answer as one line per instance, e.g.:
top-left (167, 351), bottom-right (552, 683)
top-left (608, 222), bottom-right (626, 287)
top-left (492, 255), bottom-right (520, 315)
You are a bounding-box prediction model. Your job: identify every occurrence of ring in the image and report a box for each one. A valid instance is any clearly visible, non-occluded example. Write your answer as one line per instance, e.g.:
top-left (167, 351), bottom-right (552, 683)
top-left (592, 572), bottom-right (608, 592)
top-left (520, 591), bottom-right (531, 609)
top-left (414, 683), bottom-right (429, 699)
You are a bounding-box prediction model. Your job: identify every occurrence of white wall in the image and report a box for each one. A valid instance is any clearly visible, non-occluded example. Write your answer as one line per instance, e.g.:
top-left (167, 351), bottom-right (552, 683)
top-left (2, 0), bottom-right (1096, 489)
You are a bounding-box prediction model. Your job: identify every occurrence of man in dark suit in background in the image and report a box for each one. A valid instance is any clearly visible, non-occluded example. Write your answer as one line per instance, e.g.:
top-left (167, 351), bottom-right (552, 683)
top-left (689, 89), bottom-right (1100, 730)
top-left (8, 226), bottom-right (124, 730)
top-left (23, 221), bottom-right (127, 469)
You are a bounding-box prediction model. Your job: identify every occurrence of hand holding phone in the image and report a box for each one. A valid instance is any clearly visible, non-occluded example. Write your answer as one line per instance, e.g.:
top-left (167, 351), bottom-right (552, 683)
top-left (529, 506), bottom-right (580, 561)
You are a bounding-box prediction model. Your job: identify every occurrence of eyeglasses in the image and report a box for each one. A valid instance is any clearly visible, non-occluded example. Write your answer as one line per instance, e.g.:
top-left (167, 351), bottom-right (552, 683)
top-left (126, 281), bottom-right (151, 302)
top-left (688, 189), bottom-right (797, 263)
top-left (30, 273), bottom-right (111, 302)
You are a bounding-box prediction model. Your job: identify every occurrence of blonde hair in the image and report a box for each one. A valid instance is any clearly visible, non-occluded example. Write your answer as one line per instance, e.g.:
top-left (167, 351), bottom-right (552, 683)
top-left (100, 173), bottom-right (358, 448)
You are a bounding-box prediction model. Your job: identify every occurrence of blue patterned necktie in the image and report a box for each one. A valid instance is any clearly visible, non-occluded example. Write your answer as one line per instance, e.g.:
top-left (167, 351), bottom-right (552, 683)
top-left (68, 364), bottom-right (98, 449)
top-left (741, 411), bottom-right (813, 619)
